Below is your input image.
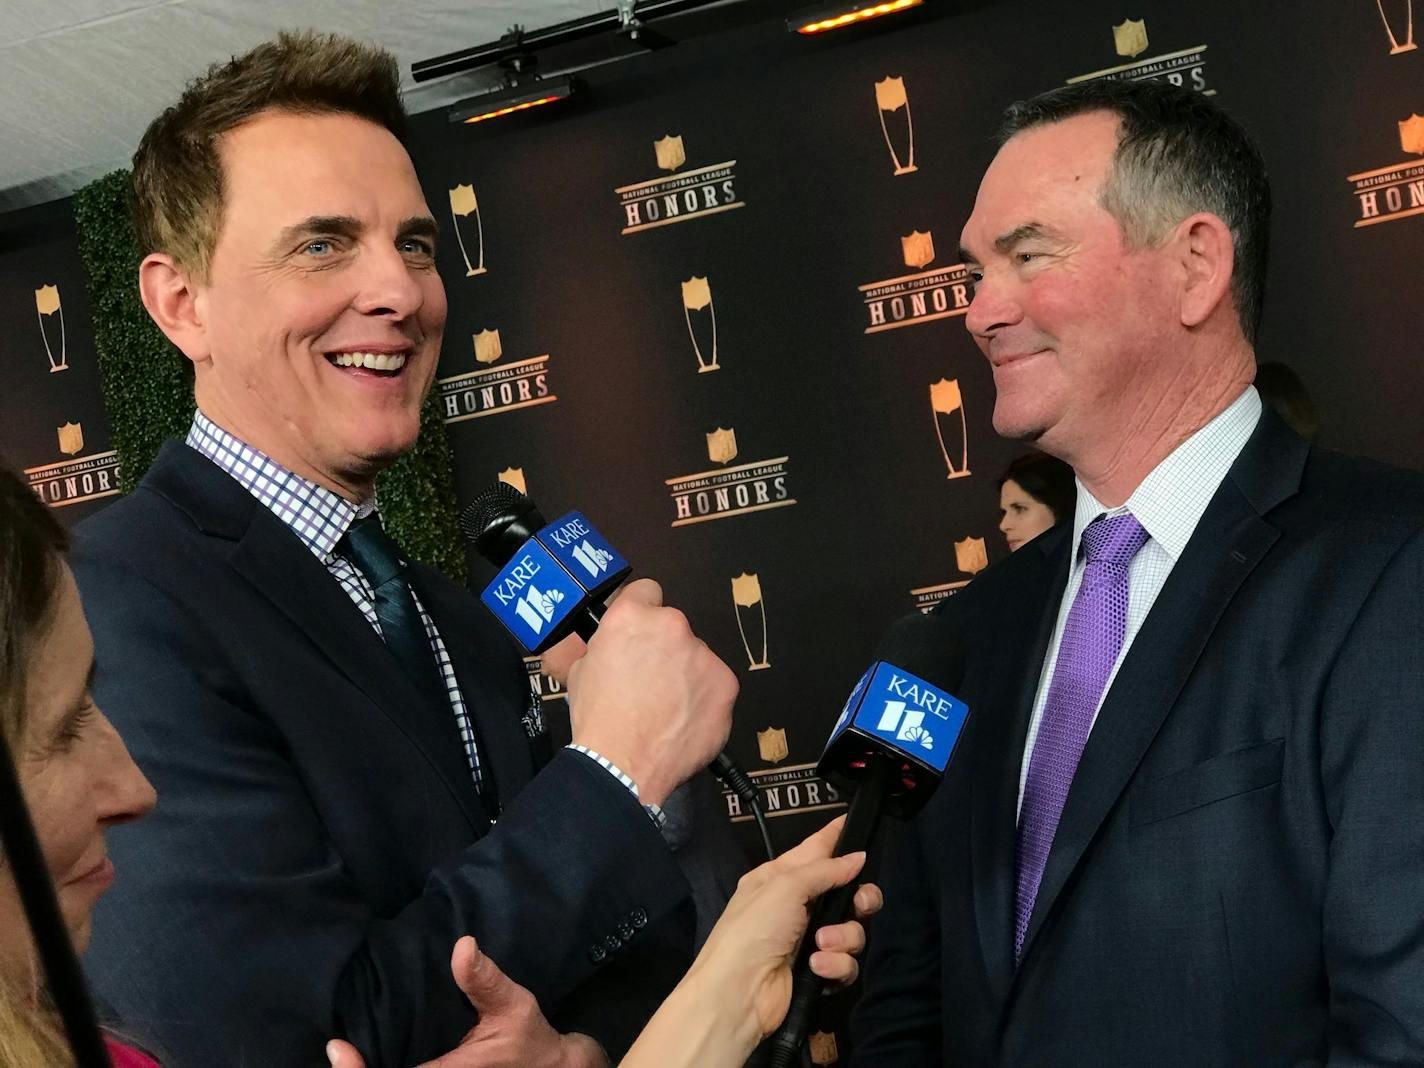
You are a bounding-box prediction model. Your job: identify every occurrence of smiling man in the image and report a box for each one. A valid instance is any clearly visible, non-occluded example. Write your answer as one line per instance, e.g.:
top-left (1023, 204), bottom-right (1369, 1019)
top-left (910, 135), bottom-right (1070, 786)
top-left (71, 32), bottom-right (738, 1068)
top-left (852, 79), bottom-right (1424, 1064)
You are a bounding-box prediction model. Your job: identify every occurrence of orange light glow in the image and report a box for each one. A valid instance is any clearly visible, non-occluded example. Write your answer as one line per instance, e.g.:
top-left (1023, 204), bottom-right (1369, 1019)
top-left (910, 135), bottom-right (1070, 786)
top-left (463, 95), bottom-right (563, 124)
top-left (794, 0), bottom-right (922, 34)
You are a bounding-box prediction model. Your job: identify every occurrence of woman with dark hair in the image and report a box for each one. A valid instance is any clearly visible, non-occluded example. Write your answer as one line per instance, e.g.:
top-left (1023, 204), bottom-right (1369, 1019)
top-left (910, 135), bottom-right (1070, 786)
top-left (0, 464), bottom-right (158, 1065)
top-left (997, 452), bottom-right (1076, 552)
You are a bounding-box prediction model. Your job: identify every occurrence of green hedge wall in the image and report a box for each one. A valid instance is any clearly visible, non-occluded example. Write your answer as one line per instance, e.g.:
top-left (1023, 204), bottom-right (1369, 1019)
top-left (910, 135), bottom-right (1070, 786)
top-left (71, 169), bottom-right (467, 582)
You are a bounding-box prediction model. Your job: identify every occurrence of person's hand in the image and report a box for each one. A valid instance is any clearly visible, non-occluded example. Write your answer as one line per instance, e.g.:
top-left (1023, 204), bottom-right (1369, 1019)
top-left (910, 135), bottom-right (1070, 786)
top-left (325, 936), bottom-right (608, 1068)
top-left (565, 578), bottom-right (737, 806)
top-left (679, 815), bottom-right (881, 1043)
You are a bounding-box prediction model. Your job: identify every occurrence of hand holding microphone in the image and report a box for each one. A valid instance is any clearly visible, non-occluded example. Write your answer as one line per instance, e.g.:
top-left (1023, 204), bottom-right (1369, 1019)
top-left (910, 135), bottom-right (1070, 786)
top-left (461, 485), bottom-right (741, 810)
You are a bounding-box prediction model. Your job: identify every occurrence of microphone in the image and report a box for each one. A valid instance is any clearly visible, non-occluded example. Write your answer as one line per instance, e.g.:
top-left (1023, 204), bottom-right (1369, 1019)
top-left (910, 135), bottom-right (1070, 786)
top-left (459, 483), bottom-right (762, 828)
top-left (765, 611), bottom-right (969, 1067)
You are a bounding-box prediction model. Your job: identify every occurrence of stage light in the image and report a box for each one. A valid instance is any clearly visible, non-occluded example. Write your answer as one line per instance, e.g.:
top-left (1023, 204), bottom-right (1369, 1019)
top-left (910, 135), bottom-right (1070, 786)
top-left (448, 75), bottom-right (582, 125)
top-left (788, 0), bottom-right (924, 35)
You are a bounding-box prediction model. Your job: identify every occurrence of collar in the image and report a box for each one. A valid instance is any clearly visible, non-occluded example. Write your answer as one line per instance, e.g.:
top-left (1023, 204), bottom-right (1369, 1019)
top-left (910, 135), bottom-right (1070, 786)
top-left (184, 409), bottom-right (376, 561)
top-left (1071, 386), bottom-right (1263, 562)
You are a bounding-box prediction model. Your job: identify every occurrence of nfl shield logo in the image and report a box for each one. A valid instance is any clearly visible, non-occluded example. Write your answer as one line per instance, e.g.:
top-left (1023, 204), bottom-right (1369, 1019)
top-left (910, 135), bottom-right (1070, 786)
top-left (706, 427), bottom-right (738, 465)
top-left (901, 230), bottom-right (935, 270)
top-left (1112, 18), bottom-right (1149, 58)
top-left (654, 134), bottom-right (686, 172)
top-left (1399, 114), bottom-right (1424, 156)
top-left (57, 422), bottom-right (84, 456)
top-left (757, 726), bottom-right (788, 764)
top-left (808, 1031), bottom-right (839, 1064)
top-left (954, 536), bottom-right (988, 575)
top-left (474, 329), bottom-right (503, 365)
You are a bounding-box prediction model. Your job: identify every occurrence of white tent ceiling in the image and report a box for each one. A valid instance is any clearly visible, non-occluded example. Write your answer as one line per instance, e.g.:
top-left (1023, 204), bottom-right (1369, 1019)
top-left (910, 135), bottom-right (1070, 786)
top-left (0, 1), bottom-right (605, 209)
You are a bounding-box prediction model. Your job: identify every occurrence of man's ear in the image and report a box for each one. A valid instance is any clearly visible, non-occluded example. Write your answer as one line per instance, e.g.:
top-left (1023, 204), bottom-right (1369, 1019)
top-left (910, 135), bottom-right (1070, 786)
top-left (138, 252), bottom-right (210, 367)
top-left (1173, 212), bottom-right (1235, 330)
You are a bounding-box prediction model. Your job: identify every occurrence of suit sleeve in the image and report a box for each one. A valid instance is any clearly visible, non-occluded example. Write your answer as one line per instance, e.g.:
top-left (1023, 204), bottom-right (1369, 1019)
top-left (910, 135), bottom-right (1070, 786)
top-left (849, 820), bottom-right (944, 1064)
top-left (1320, 528), bottom-right (1424, 1064)
top-left (74, 554), bottom-right (692, 1068)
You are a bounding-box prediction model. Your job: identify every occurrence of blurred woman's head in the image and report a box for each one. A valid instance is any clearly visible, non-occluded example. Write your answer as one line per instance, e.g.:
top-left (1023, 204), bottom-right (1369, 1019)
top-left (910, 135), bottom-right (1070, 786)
top-left (0, 465), bottom-right (154, 981)
top-left (998, 453), bottom-right (1076, 552)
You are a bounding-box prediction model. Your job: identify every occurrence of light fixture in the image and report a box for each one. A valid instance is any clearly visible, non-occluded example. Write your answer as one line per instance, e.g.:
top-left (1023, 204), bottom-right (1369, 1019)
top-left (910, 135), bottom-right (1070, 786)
top-left (788, 0), bottom-right (924, 36)
top-left (448, 75), bottom-right (583, 125)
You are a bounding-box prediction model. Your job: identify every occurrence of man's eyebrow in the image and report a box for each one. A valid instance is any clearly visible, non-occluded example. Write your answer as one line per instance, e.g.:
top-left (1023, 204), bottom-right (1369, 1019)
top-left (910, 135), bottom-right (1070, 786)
top-left (272, 215), bottom-right (363, 252)
top-left (958, 244), bottom-right (978, 265)
top-left (396, 216), bottom-right (440, 242)
top-left (993, 223), bottom-right (1057, 254)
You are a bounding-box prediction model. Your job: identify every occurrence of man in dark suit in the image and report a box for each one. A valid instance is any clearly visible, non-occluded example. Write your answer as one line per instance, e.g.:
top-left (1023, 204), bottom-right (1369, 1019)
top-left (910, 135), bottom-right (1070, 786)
top-left (72, 32), bottom-right (740, 1068)
top-left (852, 80), bottom-right (1424, 1065)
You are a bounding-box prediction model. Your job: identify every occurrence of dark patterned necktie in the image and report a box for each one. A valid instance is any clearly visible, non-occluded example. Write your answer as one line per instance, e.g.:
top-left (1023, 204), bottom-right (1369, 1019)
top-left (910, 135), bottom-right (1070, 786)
top-left (341, 514), bottom-right (443, 704)
top-left (1014, 512), bottom-right (1148, 962)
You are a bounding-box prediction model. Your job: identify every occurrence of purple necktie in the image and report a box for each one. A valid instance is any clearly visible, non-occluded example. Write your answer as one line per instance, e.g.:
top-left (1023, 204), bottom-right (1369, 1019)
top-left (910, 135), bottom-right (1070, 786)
top-left (1014, 512), bottom-right (1148, 962)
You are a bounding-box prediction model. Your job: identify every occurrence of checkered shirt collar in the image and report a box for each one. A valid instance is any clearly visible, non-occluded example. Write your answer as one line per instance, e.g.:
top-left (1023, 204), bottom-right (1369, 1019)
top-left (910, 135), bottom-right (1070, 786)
top-left (185, 410), bottom-right (376, 560)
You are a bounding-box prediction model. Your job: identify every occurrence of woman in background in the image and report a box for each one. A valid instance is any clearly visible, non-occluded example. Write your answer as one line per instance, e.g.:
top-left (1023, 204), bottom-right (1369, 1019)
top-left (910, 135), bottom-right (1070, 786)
top-left (0, 464), bottom-right (158, 1065)
top-left (998, 452), bottom-right (1075, 552)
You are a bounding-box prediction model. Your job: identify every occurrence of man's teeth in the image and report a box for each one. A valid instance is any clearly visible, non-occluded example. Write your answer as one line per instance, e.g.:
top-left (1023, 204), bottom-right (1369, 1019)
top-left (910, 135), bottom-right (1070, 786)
top-left (330, 352), bottom-right (407, 371)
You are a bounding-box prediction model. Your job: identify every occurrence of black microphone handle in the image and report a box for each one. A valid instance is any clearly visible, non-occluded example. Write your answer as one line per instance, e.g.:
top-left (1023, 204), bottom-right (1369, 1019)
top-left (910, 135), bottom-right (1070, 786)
top-left (765, 755), bottom-right (893, 1068)
top-left (560, 596), bottom-right (760, 807)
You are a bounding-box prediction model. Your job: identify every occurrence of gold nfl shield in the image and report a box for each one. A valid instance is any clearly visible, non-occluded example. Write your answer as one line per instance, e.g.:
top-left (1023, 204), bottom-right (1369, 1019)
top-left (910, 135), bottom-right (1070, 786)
top-left (35, 284), bottom-right (60, 316)
top-left (757, 726), bottom-right (789, 764)
top-left (497, 467), bottom-right (527, 495)
top-left (808, 1031), bottom-right (839, 1065)
top-left (706, 427), bottom-right (738, 465)
top-left (1400, 114), bottom-right (1424, 155)
top-left (955, 536), bottom-right (988, 575)
top-left (731, 572), bottom-right (770, 670)
top-left (901, 230), bottom-right (935, 270)
top-left (654, 134), bottom-right (686, 171)
top-left (57, 422), bottom-right (84, 457)
top-left (1113, 18), bottom-right (1149, 58)
top-left (474, 328), bottom-right (503, 365)
top-left (681, 276), bottom-right (712, 310)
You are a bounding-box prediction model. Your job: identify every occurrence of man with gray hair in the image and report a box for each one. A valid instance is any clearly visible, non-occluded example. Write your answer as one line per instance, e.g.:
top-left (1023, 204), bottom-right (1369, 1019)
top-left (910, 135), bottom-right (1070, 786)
top-left (852, 78), bottom-right (1424, 1064)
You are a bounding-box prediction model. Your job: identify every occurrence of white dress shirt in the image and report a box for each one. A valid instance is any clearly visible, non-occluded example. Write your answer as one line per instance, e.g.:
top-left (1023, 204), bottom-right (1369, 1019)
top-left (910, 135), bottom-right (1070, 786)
top-left (1017, 386), bottom-right (1263, 815)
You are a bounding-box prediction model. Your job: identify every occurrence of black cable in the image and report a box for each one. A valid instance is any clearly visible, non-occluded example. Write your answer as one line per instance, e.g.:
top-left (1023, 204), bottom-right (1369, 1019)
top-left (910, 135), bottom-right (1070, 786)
top-left (0, 732), bottom-right (108, 1067)
top-left (749, 797), bottom-right (776, 861)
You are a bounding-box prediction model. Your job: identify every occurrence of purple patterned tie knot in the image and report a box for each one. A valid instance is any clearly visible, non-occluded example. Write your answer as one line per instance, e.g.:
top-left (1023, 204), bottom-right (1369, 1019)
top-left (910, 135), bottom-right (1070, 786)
top-left (1013, 512), bottom-right (1147, 963)
top-left (1081, 512), bottom-right (1149, 569)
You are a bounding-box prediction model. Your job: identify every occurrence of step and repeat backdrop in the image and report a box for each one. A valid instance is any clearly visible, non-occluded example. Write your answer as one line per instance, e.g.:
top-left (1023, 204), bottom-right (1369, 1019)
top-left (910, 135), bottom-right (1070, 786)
top-left (0, 1), bottom-right (1418, 1057)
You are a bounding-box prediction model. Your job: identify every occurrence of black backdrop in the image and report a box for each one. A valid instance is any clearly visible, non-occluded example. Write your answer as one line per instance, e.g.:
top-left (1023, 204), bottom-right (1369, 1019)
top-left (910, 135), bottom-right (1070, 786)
top-left (0, 1), bottom-right (1419, 1060)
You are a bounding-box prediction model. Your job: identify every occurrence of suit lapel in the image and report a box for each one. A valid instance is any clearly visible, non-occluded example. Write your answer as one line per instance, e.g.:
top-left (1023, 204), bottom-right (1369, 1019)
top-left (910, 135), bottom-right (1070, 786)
top-left (149, 443), bottom-right (491, 831)
top-left (409, 569), bottom-right (536, 810)
top-left (1015, 414), bottom-right (1306, 967)
top-left (971, 525), bottom-right (1071, 1003)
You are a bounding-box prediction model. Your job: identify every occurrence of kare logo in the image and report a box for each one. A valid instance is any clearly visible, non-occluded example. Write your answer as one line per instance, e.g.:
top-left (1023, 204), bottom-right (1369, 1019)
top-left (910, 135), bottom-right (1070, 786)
top-left (615, 135), bottom-right (745, 234)
top-left (1067, 19), bottom-right (1213, 96)
top-left (437, 326), bottom-right (557, 424)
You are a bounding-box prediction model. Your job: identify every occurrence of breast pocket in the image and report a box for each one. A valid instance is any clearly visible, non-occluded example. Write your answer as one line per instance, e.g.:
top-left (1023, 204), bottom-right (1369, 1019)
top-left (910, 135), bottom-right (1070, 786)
top-left (1130, 737), bottom-right (1285, 827)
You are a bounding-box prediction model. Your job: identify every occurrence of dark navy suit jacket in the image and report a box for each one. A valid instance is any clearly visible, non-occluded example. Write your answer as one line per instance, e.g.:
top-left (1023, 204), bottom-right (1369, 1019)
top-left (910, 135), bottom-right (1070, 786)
top-left (852, 412), bottom-right (1424, 1066)
top-left (74, 441), bottom-right (696, 1067)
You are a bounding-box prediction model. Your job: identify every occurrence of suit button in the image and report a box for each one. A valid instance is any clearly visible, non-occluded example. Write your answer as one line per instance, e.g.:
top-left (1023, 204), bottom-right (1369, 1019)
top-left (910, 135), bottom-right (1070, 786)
top-left (630, 907), bottom-right (648, 929)
top-left (589, 943), bottom-right (606, 964)
top-left (604, 933), bottom-right (622, 952)
top-left (618, 922), bottom-right (634, 941)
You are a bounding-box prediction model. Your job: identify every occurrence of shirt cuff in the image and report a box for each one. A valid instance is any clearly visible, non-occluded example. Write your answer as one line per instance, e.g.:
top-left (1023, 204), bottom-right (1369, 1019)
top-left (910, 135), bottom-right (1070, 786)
top-left (566, 745), bottom-right (667, 829)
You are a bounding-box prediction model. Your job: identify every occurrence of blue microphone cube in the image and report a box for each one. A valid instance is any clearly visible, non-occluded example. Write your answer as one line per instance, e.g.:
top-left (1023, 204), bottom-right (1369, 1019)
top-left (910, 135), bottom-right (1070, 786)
top-left (818, 662), bottom-right (970, 816)
top-left (535, 512), bottom-right (630, 600)
top-left (481, 540), bottom-right (587, 653)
